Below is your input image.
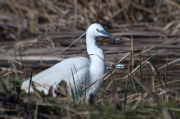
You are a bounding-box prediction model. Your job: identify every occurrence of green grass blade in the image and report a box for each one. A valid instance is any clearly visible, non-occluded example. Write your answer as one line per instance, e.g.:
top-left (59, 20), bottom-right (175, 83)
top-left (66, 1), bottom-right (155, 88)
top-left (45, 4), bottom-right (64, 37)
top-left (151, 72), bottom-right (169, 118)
top-left (129, 53), bottom-right (138, 93)
top-left (164, 61), bottom-right (168, 89)
top-left (124, 77), bottom-right (128, 108)
top-left (69, 80), bottom-right (75, 102)
top-left (139, 53), bottom-right (143, 93)
top-left (151, 76), bottom-right (155, 92)
top-left (14, 72), bottom-right (21, 84)
top-left (71, 68), bottom-right (78, 101)
top-left (34, 104), bottom-right (38, 119)
top-left (0, 76), bottom-right (12, 94)
top-left (28, 70), bottom-right (33, 94)
top-left (147, 52), bottom-right (162, 87)
top-left (73, 65), bottom-right (83, 100)
top-left (130, 74), bottom-right (138, 93)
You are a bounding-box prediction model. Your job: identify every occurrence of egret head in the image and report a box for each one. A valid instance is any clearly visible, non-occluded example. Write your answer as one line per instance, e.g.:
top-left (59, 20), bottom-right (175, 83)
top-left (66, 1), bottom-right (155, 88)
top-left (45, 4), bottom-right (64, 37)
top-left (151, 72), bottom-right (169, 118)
top-left (87, 23), bottom-right (121, 41)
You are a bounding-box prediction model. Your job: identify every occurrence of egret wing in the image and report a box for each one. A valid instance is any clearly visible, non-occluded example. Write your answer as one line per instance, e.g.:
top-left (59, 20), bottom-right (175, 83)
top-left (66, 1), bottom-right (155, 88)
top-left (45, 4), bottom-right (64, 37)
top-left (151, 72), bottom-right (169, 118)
top-left (22, 57), bottom-right (90, 94)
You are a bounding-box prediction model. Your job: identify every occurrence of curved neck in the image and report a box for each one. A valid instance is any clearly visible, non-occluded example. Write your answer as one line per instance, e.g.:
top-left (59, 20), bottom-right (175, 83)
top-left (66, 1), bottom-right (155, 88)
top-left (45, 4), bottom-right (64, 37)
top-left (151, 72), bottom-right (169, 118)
top-left (86, 35), bottom-right (97, 54)
top-left (85, 33), bottom-right (106, 99)
top-left (86, 34), bottom-right (104, 59)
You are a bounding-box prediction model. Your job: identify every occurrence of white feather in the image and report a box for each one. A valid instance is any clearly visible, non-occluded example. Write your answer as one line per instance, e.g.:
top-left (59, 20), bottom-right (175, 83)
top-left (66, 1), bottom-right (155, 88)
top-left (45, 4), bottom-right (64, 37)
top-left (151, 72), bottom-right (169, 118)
top-left (21, 23), bottom-right (120, 100)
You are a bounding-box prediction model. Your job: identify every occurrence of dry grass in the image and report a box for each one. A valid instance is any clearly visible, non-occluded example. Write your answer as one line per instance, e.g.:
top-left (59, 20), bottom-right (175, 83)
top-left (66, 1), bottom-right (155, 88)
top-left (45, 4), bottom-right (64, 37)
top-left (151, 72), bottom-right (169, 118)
top-left (0, 0), bottom-right (180, 119)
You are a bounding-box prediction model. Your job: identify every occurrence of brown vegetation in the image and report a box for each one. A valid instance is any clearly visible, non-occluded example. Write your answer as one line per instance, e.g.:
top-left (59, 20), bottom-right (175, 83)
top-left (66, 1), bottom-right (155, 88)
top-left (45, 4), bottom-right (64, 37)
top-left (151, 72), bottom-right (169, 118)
top-left (0, 0), bottom-right (180, 119)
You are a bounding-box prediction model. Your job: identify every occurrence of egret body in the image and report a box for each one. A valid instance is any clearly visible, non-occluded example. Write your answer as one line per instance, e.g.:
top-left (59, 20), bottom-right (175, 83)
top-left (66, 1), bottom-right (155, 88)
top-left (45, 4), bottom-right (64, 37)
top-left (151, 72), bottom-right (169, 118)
top-left (22, 23), bottom-right (120, 101)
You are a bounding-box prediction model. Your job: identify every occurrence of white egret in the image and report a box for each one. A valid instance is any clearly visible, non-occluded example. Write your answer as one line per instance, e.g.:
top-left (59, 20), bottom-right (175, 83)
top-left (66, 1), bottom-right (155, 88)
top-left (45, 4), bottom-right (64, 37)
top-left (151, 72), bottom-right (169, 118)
top-left (22, 23), bottom-right (120, 101)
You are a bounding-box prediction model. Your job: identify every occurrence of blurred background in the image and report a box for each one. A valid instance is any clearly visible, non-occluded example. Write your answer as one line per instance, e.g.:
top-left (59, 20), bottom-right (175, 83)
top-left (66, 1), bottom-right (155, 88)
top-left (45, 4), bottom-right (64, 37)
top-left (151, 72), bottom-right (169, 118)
top-left (1, 0), bottom-right (180, 118)
top-left (0, 0), bottom-right (180, 99)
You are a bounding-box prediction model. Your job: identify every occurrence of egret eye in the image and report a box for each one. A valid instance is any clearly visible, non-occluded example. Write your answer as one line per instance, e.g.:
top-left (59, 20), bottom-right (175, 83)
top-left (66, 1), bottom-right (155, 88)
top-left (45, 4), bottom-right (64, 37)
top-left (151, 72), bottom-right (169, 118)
top-left (96, 28), bottom-right (100, 32)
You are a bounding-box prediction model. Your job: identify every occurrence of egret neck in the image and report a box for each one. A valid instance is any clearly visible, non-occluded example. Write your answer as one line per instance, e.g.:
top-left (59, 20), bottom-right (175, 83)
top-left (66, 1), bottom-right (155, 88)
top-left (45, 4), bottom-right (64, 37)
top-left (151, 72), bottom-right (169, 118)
top-left (86, 32), bottom-right (105, 98)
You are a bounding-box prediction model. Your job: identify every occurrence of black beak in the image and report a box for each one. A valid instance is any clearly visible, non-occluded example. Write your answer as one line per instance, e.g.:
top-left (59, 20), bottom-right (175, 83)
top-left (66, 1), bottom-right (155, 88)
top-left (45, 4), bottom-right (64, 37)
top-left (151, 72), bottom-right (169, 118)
top-left (100, 30), bottom-right (121, 41)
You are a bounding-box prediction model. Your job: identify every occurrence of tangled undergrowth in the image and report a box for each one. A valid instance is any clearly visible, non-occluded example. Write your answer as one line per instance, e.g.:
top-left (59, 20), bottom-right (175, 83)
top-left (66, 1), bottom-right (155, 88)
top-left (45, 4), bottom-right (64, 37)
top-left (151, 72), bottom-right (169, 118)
top-left (1, 0), bottom-right (180, 119)
top-left (0, 68), bottom-right (180, 119)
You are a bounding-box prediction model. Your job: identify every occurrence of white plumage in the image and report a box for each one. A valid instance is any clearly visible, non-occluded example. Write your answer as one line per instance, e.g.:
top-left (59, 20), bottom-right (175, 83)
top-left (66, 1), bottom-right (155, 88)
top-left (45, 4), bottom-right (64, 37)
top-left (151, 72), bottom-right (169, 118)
top-left (22, 23), bottom-right (120, 101)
